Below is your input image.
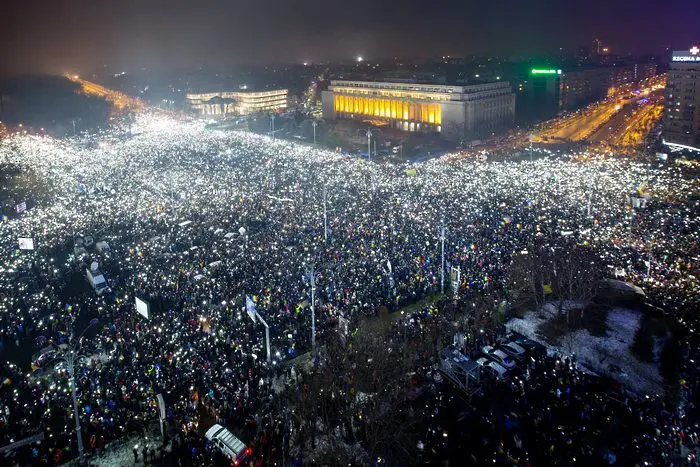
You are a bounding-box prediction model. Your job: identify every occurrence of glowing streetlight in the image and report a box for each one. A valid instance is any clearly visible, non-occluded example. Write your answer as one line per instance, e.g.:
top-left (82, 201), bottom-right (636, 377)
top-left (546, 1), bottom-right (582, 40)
top-left (357, 56), bottom-right (364, 63)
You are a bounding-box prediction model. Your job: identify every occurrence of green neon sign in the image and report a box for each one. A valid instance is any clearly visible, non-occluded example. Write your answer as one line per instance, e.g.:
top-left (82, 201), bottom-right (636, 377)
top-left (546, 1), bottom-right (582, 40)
top-left (531, 69), bottom-right (562, 75)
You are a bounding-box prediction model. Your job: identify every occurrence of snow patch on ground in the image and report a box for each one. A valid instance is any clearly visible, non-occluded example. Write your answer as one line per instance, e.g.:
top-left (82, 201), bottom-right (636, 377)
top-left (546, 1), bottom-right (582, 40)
top-left (506, 305), bottom-right (663, 396)
top-left (63, 426), bottom-right (167, 467)
top-left (288, 420), bottom-right (368, 464)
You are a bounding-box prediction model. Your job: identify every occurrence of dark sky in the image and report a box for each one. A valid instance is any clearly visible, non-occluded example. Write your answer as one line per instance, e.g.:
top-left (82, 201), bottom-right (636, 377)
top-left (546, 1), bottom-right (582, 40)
top-left (1, 0), bottom-right (698, 75)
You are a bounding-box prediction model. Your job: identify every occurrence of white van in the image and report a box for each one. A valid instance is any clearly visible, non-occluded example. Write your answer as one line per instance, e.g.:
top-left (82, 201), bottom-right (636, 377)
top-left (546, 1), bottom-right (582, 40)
top-left (205, 424), bottom-right (250, 464)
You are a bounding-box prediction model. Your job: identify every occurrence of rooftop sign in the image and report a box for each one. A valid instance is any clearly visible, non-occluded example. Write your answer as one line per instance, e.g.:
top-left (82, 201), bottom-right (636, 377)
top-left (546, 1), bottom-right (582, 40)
top-left (672, 46), bottom-right (700, 62)
top-left (531, 69), bottom-right (562, 75)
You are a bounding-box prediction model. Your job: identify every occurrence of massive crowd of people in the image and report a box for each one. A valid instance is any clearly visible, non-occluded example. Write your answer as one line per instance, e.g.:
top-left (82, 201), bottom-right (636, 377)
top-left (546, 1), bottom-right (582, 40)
top-left (0, 112), bottom-right (698, 465)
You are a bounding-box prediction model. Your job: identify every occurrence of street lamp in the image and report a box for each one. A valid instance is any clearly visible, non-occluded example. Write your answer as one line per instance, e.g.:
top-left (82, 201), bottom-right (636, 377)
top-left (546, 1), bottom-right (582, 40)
top-left (302, 260), bottom-right (321, 349)
top-left (312, 120), bottom-right (318, 145)
top-left (366, 129), bottom-right (372, 162)
top-left (270, 114), bottom-right (276, 138)
top-left (440, 219), bottom-right (446, 293)
top-left (323, 184), bottom-right (328, 242)
top-left (53, 318), bottom-right (99, 466)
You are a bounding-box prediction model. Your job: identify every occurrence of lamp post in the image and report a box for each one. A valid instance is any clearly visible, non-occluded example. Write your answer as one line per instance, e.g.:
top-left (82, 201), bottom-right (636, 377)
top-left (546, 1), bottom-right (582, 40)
top-left (366, 129), bottom-right (372, 162)
top-left (323, 184), bottom-right (328, 242)
top-left (303, 261), bottom-right (320, 349)
top-left (440, 219), bottom-right (446, 294)
top-left (270, 114), bottom-right (276, 138)
top-left (55, 318), bottom-right (99, 466)
top-left (312, 120), bottom-right (318, 145)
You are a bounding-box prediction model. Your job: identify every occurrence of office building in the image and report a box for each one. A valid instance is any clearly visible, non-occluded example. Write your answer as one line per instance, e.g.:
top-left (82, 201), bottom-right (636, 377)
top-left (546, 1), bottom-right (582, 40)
top-left (634, 63), bottom-right (657, 82)
top-left (664, 46), bottom-right (700, 152)
top-left (185, 89), bottom-right (288, 116)
top-left (321, 80), bottom-right (515, 141)
top-left (558, 67), bottom-right (610, 110)
top-left (517, 69), bottom-right (562, 122)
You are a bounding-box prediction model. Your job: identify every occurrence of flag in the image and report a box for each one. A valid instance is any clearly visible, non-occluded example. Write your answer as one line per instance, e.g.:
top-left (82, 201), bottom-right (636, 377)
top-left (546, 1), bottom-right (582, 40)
top-left (405, 168), bottom-right (417, 177)
top-left (543, 284), bottom-right (553, 295)
top-left (16, 201), bottom-right (27, 214)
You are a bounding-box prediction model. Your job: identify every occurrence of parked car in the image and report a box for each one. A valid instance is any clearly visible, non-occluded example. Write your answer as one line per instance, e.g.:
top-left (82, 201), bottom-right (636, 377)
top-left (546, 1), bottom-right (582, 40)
top-left (482, 345), bottom-right (517, 369)
top-left (506, 331), bottom-right (547, 355)
top-left (476, 357), bottom-right (510, 380)
top-left (500, 342), bottom-right (527, 361)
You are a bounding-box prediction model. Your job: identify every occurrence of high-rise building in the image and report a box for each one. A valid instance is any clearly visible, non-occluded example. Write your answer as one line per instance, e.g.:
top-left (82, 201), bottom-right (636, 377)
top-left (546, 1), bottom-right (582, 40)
top-left (663, 46), bottom-right (700, 152)
top-left (558, 67), bottom-right (610, 110)
top-left (517, 68), bottom-right (562, 122)
top-left (321, 80), bottom-right (515, 141)
top-left (592, 38), bottom-right (603, 58)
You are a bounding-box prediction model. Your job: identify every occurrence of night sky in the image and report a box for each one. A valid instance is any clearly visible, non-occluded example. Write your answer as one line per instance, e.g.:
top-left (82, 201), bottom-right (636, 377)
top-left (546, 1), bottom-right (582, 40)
top-left (1, 0), bottom-right (698, 75)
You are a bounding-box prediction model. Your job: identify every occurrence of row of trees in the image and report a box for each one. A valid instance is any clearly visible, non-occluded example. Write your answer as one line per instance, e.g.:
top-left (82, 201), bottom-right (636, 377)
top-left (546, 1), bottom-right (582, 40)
top-left (280, 301), bottom-right (450, 464)
top-left (507, 238), bottom-right (603, 321)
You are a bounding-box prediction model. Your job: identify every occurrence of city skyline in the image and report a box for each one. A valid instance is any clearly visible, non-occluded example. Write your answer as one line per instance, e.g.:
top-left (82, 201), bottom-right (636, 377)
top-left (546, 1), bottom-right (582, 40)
top-left (1, 0), bottom-right (698, 75)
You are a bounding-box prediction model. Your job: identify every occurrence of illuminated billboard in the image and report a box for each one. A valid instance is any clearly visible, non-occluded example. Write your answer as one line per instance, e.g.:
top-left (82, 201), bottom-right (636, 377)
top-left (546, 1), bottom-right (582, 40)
top-left (672, 46), bottom-right (700, 62)
top-left (531, 69), bottom-right (562, 75)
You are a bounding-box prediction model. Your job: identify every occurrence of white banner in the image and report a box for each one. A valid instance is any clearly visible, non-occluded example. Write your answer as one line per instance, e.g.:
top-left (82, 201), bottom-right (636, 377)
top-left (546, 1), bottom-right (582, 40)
top-left (135, 296), bottom-right (150, 319)
top-left (18, 238), bottom-right (35, 250)
top-left (245, 296), bottom-right (256, 323)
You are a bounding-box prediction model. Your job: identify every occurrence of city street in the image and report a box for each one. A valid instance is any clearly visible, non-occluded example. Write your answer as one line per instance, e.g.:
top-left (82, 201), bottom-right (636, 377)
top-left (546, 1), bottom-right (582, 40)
top-left (533, 75), bottom-right (666, 148)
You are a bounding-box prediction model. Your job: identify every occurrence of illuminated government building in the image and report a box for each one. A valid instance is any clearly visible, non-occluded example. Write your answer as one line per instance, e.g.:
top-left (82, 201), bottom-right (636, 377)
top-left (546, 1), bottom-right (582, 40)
top-left (321, 80), bottom-right (515, 141)
top-left (185, 89), bottom-right (288, 116)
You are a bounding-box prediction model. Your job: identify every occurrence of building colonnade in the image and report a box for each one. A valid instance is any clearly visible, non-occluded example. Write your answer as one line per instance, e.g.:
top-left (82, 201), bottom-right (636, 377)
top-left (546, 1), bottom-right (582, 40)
top-left (333, 95), bottom-right (442, 126)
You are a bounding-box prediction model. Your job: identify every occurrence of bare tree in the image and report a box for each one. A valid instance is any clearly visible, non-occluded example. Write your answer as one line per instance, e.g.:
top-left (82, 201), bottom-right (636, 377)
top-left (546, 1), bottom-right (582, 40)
top-left (549, 241), bottom-right (602, 324)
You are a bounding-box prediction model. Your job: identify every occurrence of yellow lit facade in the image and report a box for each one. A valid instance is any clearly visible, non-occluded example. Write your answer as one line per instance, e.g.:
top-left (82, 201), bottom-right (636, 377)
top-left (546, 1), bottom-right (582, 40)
top-left (332, 95), bottom-right (441, 126)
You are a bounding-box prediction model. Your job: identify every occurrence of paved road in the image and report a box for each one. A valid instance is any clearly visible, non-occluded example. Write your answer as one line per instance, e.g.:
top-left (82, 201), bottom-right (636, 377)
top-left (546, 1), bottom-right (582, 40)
top-left (588, 100), bottom-right (639, 144)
